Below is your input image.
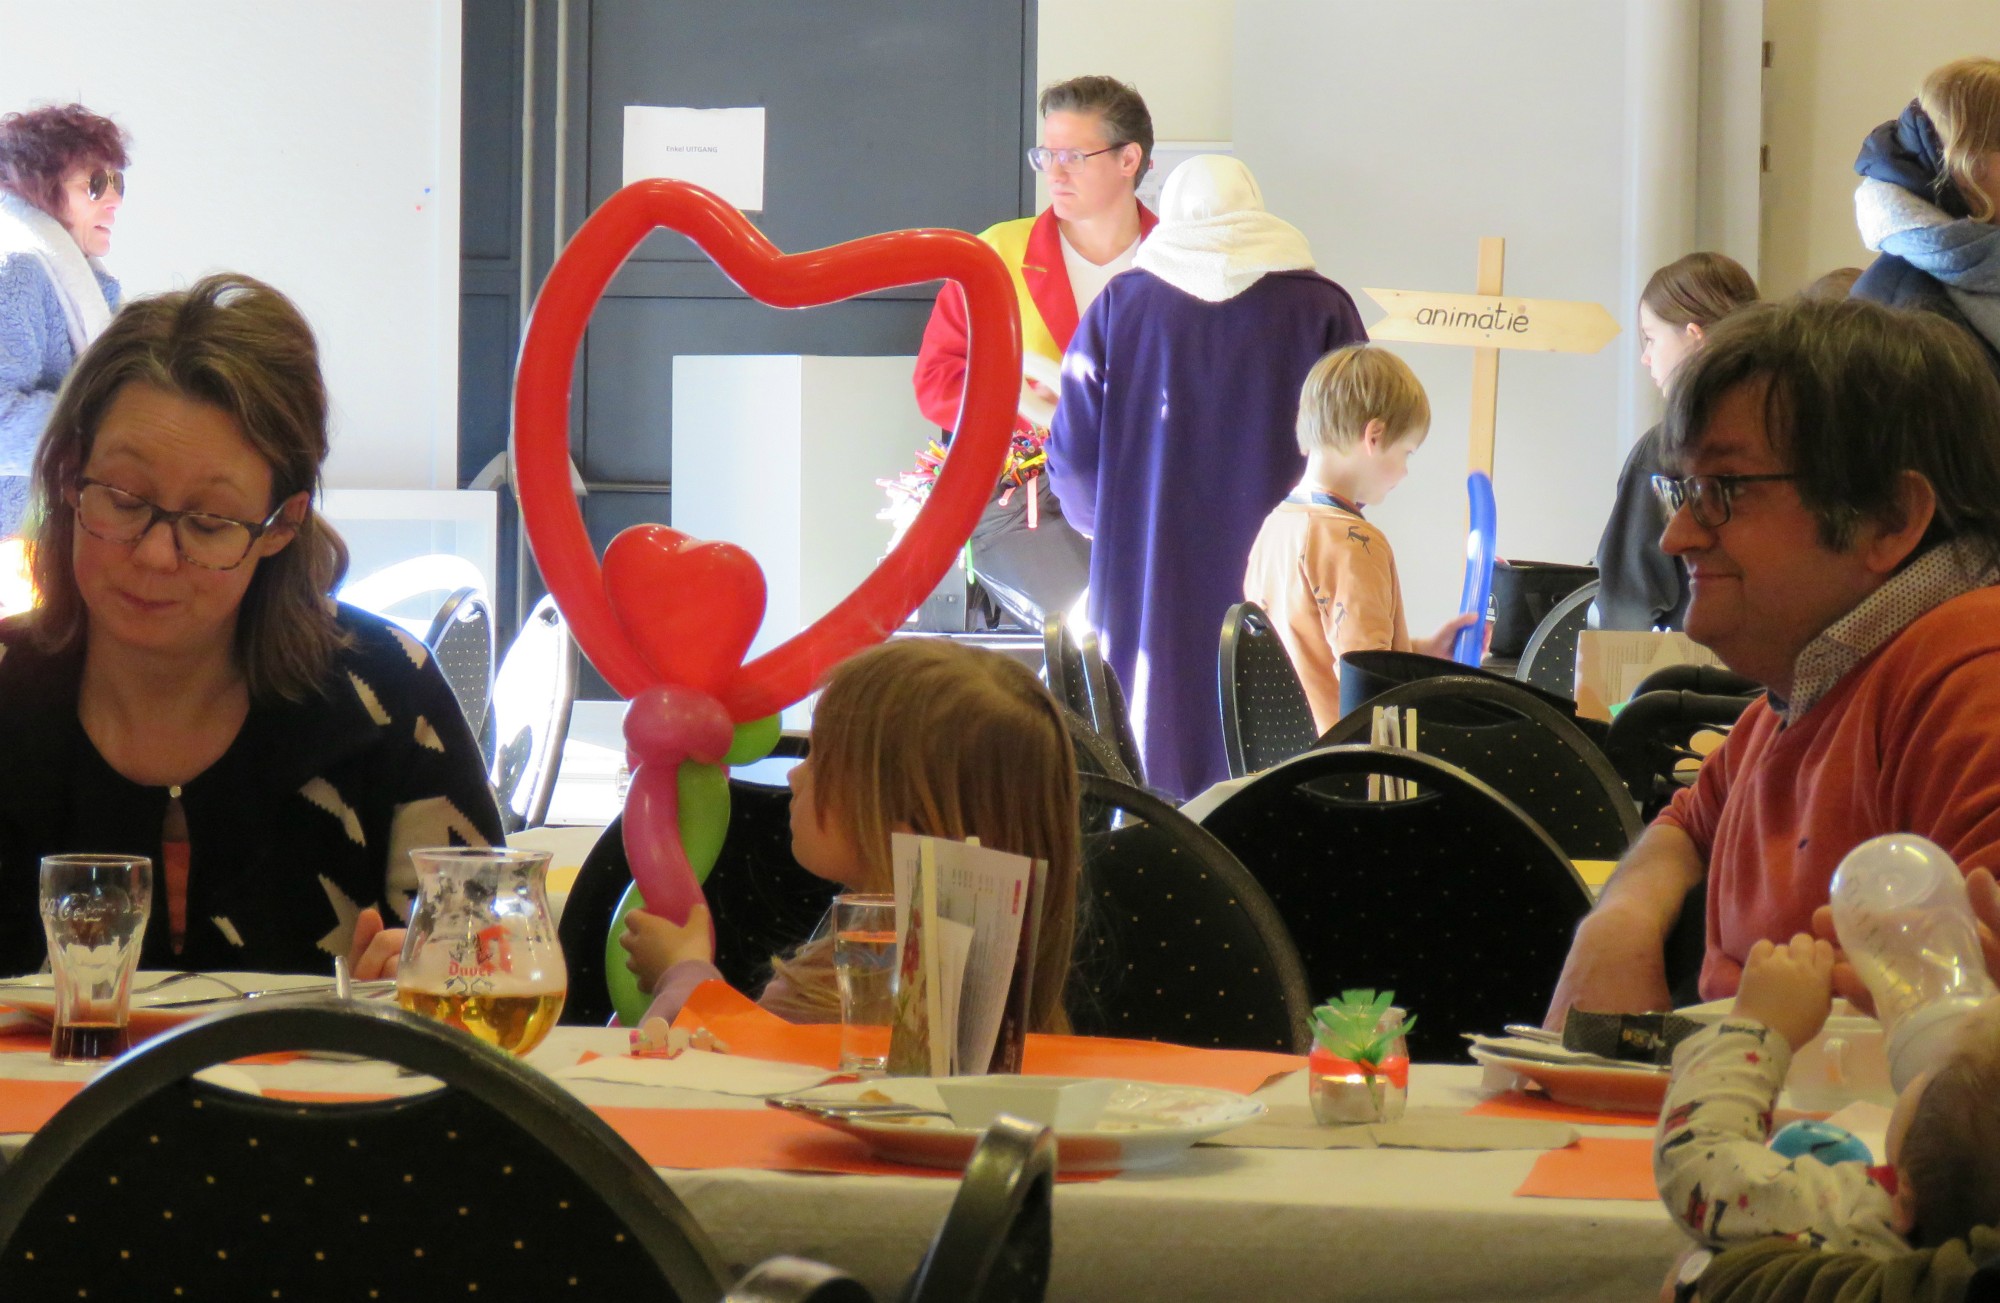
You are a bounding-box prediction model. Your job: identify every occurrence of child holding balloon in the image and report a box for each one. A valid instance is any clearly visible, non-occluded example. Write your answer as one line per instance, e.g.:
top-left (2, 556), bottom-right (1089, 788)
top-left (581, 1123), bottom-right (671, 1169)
top-left (620, 638), bottom-right (1082, 1032)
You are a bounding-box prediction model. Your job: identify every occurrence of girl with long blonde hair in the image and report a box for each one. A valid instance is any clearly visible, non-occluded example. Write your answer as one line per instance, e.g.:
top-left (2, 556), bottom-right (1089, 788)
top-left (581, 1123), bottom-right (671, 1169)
top-left (623, 638), bottom-right (1082, 1034)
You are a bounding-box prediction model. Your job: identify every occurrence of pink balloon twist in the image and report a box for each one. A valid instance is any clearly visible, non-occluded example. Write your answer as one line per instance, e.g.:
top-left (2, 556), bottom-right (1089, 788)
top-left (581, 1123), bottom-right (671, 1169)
top-left (621, 684), bottom-right (736, 925)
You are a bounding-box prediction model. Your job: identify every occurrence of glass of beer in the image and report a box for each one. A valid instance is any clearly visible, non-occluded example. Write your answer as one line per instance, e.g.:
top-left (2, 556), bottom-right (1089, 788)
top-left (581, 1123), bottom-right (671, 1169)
top-left (397, 847), bottom-right (566, 1056)
top-left (40, 854), bottom-right (152, 1064)
top-left (833, 893), bottom-right (898, 1074)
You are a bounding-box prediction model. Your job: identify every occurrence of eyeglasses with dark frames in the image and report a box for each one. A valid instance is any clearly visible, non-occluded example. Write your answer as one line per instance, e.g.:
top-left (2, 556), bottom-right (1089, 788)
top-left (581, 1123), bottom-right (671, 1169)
top-left (68, 478), bottom-right (290, 571)
top-left (1026, 144), bottom-right (1127, 172)
top-left (1650, 472), bottom-right (1801, 530)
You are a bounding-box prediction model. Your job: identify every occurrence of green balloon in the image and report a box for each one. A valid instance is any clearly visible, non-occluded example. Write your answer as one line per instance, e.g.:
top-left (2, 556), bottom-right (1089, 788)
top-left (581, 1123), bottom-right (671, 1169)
top-left (601, 760), bottom-right (736, 1027)
top-left (604, 884), bottom-right (650, 1027)
top-left (724, 713), bottom-right (782, 766)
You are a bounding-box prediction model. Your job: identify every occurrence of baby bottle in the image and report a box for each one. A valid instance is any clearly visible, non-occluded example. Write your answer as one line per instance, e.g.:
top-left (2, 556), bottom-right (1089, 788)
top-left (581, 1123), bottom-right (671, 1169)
top-left (1829, 834), bottom-right (1997, 1091)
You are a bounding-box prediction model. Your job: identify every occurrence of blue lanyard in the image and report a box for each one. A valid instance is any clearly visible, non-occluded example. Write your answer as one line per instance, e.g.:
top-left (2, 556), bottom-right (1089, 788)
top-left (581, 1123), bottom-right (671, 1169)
top-left (1290, 490), bottom-right (1365, 516)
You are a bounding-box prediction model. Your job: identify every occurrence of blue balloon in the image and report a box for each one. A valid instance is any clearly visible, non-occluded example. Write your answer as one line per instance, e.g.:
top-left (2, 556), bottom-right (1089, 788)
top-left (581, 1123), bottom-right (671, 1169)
top-left (1453, 470), bottom-right (1498, 665)
top-left (1770, 1120), bottom-right (1872, 1167)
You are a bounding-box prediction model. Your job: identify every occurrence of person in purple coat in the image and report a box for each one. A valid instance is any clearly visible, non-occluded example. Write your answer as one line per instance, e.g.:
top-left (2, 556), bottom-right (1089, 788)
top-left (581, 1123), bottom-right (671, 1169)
top-left (1048, 155), bottom-right (1367, 799)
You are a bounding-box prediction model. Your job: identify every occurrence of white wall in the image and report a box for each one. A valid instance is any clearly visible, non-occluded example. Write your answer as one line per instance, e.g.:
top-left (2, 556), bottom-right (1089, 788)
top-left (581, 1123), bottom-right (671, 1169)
top-left (1760, 0), bottom-right (1997, 295)
top-left (0, 0), bottom-right (461, 490)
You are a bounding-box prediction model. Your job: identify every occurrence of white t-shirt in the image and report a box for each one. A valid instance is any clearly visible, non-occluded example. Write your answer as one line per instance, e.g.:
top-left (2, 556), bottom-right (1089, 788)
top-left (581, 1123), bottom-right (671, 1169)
top-left (1060, 230), bottom-right (1142, 317)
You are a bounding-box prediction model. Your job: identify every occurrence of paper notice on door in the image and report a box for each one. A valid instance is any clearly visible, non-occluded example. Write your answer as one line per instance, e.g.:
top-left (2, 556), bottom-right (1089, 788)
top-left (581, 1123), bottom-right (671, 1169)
top-left (622, 106), bottom-right (767, 210)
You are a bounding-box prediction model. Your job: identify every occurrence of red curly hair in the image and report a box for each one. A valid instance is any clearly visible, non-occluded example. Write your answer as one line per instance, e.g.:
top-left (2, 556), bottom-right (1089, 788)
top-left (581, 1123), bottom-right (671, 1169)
top-left (0, 103), bottom-right (129, 221)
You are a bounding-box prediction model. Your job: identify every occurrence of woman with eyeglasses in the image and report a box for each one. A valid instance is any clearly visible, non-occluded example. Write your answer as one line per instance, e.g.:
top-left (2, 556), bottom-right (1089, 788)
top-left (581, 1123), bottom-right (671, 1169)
top-left (909, 75), bottom-right (1158, 631)
top-left (0, 104), bottom-right (130, 546)
top-left (0, 274), bottom-right (503, 981)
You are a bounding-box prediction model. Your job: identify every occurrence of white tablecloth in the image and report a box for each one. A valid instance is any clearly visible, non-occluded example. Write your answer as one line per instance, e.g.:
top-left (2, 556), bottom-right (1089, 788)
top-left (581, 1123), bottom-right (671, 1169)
top-left (0, 1028), bottom-right (1683, 1301)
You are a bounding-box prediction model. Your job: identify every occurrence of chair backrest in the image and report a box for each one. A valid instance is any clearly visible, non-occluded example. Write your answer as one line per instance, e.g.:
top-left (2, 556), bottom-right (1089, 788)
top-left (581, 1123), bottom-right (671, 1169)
top-left (1317, 675), bottom-right (1643, 861)
top-left (1072, 774), bottom-right (1313, 1053)
top-left (1515, 580), bottom-right (1599, 698)
top-left (1603, 689), bottom-right (1757, 821)
top-left (1200, 745), bottom-right (1594, 1061)
top-left (0, 1003), bottom-right (731, 1302)
top-left (556, 815), bottom-right (638, 1025)
top-left (904, 1116), bottom-right (1056, 1303)
top-left (1219, 601), bottom-right (1318, 779)
top-left (488, 594), bottom-right (579, 833)
top-left (1058, 704), bottom-right (1136, 791)
top-left (426, 586), bottom-right (495, 738)
top-left (1041, 616), bottom-right (1093, 720)
top-left (1076, 631), bottom-right (1145, 787)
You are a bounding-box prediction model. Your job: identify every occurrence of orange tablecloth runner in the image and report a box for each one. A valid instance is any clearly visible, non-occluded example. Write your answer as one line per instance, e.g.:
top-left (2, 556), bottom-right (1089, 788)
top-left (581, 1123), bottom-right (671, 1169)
top-left (671, 981), bottom-right (1304, 1094)
top-left (1468, 1090), bottom-right (1654, 1127)
top-left (1515, 1136), bottom-right (1656, 1200)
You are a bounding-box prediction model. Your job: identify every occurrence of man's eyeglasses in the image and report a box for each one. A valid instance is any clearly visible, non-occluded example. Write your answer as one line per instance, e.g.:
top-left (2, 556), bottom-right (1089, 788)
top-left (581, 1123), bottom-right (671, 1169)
top-left (83, 168), bottom-right (124, 202)
top-left (1650, 473), bottom-right (1800, 529)
top-left (68, 478), bottom-right (289, 571)
top-left (1026, 144), bottom-right (1126, 172)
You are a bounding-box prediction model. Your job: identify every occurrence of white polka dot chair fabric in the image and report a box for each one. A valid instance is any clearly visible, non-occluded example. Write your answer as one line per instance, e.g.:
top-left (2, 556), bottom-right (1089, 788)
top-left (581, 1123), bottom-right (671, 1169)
top-left (1317, 675), bottom-right (1643, 861)
top-left (1200, 745), bottom-right (1594, 1063)
top-left (904, 1115), bottom-right (1055, 1303)
top-left (1514, 581), bottom-right (1598, 699)
top-left (1071, 774), bottom-right (1314, 1053)
top-left (424, 587), bottom-right (496, 745)
top-left (1219, 602), bottom-right (1319, 780)
top-left (0, 1004), bottom-right (732, 1301)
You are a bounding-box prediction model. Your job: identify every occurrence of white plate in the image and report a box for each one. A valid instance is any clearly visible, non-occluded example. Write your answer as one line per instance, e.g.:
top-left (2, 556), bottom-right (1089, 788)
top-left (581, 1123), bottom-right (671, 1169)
top-left (0, 971), bottom-right (348, 1035)
top-left (771, 1077), bottom-right (1265, 1173)
top-left (1470, 1047), bottom-right (1669, 1116)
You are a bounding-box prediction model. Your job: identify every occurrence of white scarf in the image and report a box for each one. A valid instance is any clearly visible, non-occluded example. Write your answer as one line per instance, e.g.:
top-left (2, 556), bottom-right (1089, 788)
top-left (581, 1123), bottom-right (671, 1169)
top-left (0, 190), bottom-right (113, 353)
top-left (1133, 155), bottom-right (1316, 303)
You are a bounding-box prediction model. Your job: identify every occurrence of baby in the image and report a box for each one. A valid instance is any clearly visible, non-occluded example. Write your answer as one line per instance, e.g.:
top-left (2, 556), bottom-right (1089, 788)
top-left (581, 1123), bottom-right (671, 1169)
top-left (1656, 933), bottom-right (2000, 1262)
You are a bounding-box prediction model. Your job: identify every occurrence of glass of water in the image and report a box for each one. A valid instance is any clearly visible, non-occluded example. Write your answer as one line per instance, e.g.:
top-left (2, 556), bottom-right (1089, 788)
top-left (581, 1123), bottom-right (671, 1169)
top-left (40, 854), bottom-right (152, 1064)
top-left (833, 894), bottom-right (897, 1075)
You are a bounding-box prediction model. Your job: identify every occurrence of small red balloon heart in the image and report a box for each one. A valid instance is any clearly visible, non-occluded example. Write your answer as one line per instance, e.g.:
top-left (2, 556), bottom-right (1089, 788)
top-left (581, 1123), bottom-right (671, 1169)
top-left (513, 179), bottom-right (1019, 718)
top-left (602, 525), bottom-right (765, 698)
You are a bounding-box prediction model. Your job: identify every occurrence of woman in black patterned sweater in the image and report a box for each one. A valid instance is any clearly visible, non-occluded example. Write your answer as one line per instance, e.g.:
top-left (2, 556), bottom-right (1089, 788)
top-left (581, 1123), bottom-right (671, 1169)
top-left (0, 274), bottom-right (500, 978)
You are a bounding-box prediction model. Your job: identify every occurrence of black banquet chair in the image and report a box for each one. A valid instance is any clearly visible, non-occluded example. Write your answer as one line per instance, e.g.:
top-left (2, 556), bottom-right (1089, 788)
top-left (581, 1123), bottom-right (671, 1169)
top-left (1219, 601), bottom-right (1319, 779)
top-left (1042, 615), bottom-right (1094, 721)
top-left (905, 1116), bottom-right (1056, 1303)
top-left (1077, 633), bottom-right (1146, 787)
top-left (1603, 688), bottom-right (1757, 822)
top-left (1317, 674), bottom-right (1642, 861)
top-left (0, 1002), bottom-right (734, 1301)
top-left (1199, 745), bottom-right (1594, 1061)
top-left (1514, 579), bottom-right (1600, 699)
top-left (487, 593), bottom-right (579, 833)
top-left (425, 585), bottom-right (495, 742)
top-left (1072, 774), bottom-right (1314, 1053)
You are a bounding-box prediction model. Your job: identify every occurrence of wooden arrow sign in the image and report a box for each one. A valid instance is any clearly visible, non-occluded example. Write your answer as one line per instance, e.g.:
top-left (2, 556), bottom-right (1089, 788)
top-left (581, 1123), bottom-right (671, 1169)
top-left (1362, 288), bottom-right (1620, 354)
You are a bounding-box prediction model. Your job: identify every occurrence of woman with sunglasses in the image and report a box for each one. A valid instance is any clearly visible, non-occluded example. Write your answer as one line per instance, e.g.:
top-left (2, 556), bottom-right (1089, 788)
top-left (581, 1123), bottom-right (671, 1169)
top-left (0, 274), bottom-right (503, 982)
top-left (0, 104), bottom-right (130, 544)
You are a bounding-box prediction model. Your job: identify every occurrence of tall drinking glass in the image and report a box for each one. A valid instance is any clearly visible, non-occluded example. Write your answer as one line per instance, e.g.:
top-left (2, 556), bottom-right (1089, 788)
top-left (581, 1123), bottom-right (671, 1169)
top-left (40, 854), bottom-right (152, 1064)
top-left (834, 894), bottom-right (897, 1074)
top-left (397, 847), bottom-right (567, 1056)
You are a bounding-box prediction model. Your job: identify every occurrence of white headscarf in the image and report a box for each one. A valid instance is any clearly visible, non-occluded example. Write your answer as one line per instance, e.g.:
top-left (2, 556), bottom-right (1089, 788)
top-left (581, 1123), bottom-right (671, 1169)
top-left (0, 189), bottom-right (113, 352)
top-left (1132, 155), bottom-right (1316, 303)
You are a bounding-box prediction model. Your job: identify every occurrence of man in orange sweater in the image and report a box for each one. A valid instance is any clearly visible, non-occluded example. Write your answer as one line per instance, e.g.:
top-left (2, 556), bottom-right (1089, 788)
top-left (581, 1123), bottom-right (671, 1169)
top-left (1548, 297), bottom-right (2000, 1024)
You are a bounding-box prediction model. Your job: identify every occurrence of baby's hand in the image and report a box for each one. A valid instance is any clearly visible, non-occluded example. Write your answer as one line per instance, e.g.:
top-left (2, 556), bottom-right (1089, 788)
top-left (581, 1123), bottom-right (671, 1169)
top-left (618, 904), bottom-right (714, 993)
top-left (1733, 933), bottom-right (1836, 1050)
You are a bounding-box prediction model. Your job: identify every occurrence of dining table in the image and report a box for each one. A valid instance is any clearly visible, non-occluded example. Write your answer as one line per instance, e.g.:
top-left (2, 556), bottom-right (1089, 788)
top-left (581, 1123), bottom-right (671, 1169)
top-left (0, 983), bottom-right (1689, 1302)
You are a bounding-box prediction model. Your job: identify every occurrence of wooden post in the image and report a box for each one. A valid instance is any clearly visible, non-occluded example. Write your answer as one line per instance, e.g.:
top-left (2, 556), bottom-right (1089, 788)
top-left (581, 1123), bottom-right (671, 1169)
top-left (1467, 237), bottom-right (1505, 478)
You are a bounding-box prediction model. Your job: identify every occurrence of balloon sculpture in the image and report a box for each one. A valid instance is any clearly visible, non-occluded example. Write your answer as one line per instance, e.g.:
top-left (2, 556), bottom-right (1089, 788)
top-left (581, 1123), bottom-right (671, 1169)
top-left (512, 179), bottom-right (1021, 1023)
top-left (1452, 470), bottom-right (1498, 666)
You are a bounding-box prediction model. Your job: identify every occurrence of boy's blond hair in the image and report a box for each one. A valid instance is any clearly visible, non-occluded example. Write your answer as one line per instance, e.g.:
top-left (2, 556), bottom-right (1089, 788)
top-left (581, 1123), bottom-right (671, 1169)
top-left (1919, 57), bottom-right (2000, 223)
top-left (1295, 345), bottom-right (1430, 456)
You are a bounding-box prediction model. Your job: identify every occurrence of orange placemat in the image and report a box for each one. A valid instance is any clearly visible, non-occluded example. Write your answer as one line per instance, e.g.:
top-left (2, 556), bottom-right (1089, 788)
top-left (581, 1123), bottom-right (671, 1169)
top-left (1515, 1136), bottom-right (1656, 1200)
top-left (672, 981), bottom-right (1304, 1094)
top-left (0, 1078), bottom-right (84, 1133)
top-left (1469, 1090), bottom-right (1655, 1127)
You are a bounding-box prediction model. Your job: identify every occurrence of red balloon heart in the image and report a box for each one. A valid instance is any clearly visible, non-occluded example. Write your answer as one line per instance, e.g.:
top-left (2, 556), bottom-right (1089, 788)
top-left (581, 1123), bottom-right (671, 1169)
top-left (602, 525), bottom-right (765, 698)
top-left (513, 179), bottom-right (1019, 718)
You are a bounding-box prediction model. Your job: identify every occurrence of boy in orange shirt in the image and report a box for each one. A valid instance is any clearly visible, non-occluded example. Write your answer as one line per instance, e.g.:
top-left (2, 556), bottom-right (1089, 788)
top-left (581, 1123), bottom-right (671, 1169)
top-left (1243, 345), bottom-right (1474, 733)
